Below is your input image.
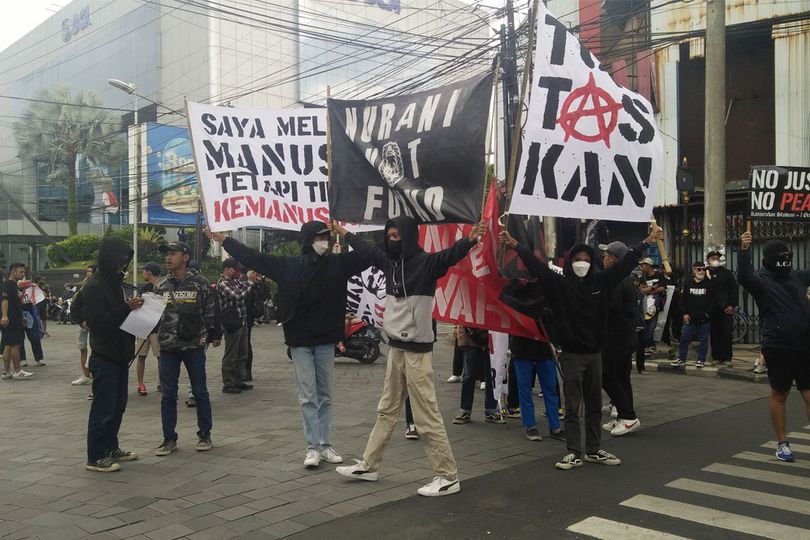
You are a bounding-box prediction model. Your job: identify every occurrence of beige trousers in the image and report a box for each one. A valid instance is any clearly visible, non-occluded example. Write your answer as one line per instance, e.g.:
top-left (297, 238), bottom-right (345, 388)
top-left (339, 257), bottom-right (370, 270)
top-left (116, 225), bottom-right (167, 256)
top-left (362, 347), bottom-right (458, 479)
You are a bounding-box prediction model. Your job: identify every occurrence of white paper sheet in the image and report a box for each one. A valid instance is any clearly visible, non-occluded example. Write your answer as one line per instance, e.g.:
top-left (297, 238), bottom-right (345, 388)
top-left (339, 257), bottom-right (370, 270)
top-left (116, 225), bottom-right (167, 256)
top-left (120, 292), bottom-right (166, 339)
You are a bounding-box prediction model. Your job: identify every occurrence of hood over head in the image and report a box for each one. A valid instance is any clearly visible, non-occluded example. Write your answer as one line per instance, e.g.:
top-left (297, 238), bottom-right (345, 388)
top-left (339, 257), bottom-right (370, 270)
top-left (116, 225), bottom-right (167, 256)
top-left (563, 244), bottom-right (596, 279)
top-left (300, 220), bottom-right (330, 255)
top-left (385, 215), bottom-right (422, 260)
top-left (97, 237), bottom-right (133, 283)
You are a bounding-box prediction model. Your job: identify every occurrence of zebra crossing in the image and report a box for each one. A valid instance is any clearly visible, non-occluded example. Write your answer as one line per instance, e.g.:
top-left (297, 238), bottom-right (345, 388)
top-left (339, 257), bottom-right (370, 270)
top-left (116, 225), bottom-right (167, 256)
top-left (566, 425), bottom-right (810, 539)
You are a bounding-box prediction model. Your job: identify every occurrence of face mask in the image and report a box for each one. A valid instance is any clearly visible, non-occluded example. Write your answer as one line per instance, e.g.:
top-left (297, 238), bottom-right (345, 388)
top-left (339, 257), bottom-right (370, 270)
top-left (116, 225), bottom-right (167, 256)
top-left (387, 240), bottom-right (402, 258)
top-left (709, 260), bottom-right (721, 268)
top-left (572, 261), bottom-right (590, 278)
top-left (312, 240), bottom-right (329, 256)
top-left (765, 255), bottom-right (792, 275)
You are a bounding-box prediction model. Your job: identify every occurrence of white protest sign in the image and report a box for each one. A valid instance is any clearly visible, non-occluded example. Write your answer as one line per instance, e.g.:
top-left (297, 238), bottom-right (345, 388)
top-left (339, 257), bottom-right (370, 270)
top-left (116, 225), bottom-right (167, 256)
top-left (120, 293), bottom-right (166, 340)
top-left (187, 101), bottom-right (378, 232)
top-left (510, 3), bottom-right (663, 222)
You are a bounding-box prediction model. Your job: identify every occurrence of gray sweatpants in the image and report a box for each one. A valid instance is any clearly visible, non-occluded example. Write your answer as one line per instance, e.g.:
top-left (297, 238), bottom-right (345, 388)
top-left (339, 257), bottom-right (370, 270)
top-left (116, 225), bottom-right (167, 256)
top-left (222, 325), bottom-right (248, 389)
top-left (560, 351), bottom-right (602, 458)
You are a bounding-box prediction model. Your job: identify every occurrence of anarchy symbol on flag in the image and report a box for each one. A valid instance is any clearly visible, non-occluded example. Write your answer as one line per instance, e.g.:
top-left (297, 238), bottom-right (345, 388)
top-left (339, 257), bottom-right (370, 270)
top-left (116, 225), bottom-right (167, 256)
top-left (557, 73), bottom-right (622, 148)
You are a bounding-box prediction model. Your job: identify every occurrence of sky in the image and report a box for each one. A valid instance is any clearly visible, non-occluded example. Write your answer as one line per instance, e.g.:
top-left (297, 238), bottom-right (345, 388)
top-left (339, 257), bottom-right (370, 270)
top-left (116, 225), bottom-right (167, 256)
top-left (0, 1), bottom-right (62, 53)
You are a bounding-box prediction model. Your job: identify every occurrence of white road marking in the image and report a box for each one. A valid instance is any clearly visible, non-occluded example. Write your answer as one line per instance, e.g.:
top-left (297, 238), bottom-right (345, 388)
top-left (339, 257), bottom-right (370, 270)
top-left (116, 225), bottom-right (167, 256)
top-left (762, 441), bottom-right (810, 454)
top-left (566, 516), bottom-right (691, 540)
top-left (734, 451), bottom-right (810, 470)
top-left (703, 463), bottom-right (810, 490)
top-left (667, 477), bottom-right (810, 515)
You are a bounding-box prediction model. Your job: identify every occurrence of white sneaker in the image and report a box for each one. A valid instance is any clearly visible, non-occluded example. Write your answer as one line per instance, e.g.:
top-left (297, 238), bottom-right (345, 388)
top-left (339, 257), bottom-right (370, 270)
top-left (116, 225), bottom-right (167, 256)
top-left (1, 372), bottom-right (13, 380)
top-left (12, 370), bottom-right (34, 380)
top-left (602, 419), bottom-right (618, 432)
top-left (320, 446), bottom-right (343, 464)
top-left (610, 406), bottom-right (618, 418)
top-left (72, 375), bottom-right (92, 386)
top-left (447, 375), bottom-right (461, 383)
top-left (303, 449), bottom-right (321, 468)
top-left (601, 404), bottom-right (613, 414)
top-left (417, 476), bottom-right (460, 497)
top-left (34, 360), bottom-right (46, 366)
top-left (479, 382), bottom-right (486, 390)
top-left (336, 459), bottom-right (378, 481)
top-left (610, 418), bottom-right (641, 437)
top-left (20, 362), bottom-right (28, 368)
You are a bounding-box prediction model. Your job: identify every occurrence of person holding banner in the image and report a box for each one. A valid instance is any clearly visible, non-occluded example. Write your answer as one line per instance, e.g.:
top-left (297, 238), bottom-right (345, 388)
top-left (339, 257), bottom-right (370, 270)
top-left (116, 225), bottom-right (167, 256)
top-left (334, 216), bottom-right (484, 497)
top-left (208, 221), bottom-right (375, 469)
top-left (500, 225), bottom-right (662, 470)
top-left (738, 232), bottom-right (810, 463)
top-left (706, 250), bottom-right (739, 366)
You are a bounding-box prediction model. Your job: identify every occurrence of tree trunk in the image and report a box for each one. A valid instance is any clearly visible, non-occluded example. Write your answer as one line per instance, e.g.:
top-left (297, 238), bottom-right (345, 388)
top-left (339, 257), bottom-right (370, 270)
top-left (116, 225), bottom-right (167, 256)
top-left (67, 155), bottom-right (77, 235)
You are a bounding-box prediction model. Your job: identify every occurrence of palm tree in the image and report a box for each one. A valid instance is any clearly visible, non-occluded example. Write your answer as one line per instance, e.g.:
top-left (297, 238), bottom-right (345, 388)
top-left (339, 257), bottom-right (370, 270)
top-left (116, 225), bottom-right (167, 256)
top-left (14, 86), bottom-right (126, 235)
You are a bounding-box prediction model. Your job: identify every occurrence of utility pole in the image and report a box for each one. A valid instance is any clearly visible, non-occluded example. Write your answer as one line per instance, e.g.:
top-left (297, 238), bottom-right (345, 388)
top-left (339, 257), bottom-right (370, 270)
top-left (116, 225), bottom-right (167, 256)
top-left (501, 0), bottom-right (519, 162)
top-left (703, 0), bottom-right (726, 256)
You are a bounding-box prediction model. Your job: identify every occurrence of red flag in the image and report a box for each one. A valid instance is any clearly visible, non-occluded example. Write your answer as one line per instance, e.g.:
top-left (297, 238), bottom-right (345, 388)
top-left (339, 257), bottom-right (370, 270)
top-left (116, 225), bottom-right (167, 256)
top-left (419, 182), bottom-right (546, 340)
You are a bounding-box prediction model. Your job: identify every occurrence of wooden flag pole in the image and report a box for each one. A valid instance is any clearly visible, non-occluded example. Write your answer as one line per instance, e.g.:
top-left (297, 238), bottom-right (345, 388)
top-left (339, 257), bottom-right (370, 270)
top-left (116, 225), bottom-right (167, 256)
top-left (481, 56), bottom-right (501, 218)
top-left (651, 219), bottom-right (672, 275)
top-left (502, 0), bottom-right (538, 218)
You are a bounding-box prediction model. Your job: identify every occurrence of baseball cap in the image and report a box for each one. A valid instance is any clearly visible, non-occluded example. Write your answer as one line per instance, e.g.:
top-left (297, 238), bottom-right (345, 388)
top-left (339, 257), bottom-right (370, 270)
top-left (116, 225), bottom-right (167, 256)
top-left (598, 241), bottom-right (628, 260)
top-left (143, 262), bottom-right (162, 276)
top-left (639, 257), bottom-right (655, 267)
top-left (158, 241), bottom-right (190, 254)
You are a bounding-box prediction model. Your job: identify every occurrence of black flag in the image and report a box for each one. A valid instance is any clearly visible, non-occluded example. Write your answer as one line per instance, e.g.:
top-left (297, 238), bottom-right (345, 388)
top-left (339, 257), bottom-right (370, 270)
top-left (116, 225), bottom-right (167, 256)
top-left (328, 72), bottom-right (493, 225)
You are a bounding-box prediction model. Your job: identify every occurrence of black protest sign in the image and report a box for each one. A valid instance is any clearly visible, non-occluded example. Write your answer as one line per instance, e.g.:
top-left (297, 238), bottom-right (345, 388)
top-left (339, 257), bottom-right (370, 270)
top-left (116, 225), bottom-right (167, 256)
top-left (328, 72), bottom-right (493, 225)
top-left (750, 165), bottom-right (810, 222)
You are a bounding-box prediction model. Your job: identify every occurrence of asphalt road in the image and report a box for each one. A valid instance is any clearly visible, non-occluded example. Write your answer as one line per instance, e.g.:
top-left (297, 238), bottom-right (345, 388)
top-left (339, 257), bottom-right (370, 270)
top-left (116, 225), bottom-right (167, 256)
top-left (289, 394), bottom-right (810, 540)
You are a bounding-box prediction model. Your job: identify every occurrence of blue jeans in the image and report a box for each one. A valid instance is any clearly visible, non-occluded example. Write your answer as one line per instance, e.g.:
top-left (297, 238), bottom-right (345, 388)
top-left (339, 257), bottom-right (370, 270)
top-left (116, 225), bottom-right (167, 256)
top-left (159, 349), bottom-right (212, 441)
top-left (514, 357), bottom-right (561, 431)
top-left (87, 354), bottom-right (128, 462)
top-left (289, 344), bottom-right (335, 450)
top-left (679, 321), bottom-right (710, 362)
top-left (460, 347), bottom-right (497, 414)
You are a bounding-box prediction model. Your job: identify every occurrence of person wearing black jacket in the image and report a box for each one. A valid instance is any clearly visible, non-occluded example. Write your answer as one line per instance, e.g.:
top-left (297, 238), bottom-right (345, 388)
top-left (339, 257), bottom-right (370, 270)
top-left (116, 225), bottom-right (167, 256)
top-left (706, 249), bottom-right (739, 365)
top-left (82, 238), bottom-right (144, 473)
top-left (208, 221), bottom-right (373, 469)
top-left (500, 225), bottom-right (661, 470)
top-left (335, 216), bottom-right (483, 497)
top-left (672, 262), bottom-right (715, 369)
top-left (739, 232), bottom-right (810, 463)
top-left (599, 242), bottom-right (641, 437)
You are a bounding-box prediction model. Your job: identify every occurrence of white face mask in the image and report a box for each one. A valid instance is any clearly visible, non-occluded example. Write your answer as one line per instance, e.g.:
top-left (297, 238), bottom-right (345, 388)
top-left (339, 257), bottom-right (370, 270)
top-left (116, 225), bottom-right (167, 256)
top-left (709, 260), bottom-right (721, 268)
top-left (312, 240), bottom-right (329, 256)
top-left (572, 261), bottom-right (591, 278)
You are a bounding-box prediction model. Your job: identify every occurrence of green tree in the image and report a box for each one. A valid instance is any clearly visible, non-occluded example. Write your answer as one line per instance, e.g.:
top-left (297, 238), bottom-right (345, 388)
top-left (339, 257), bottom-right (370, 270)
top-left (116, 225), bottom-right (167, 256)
top-left (14, 86), bottom-right (126, 235)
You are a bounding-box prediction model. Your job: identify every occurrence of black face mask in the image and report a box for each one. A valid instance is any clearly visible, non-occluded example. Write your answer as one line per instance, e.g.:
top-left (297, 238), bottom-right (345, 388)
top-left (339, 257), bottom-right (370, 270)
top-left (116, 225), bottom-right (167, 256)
top-left (764, 254), bottom-right (793, 275)
top-left (387, 240), bottom-right (402, 258)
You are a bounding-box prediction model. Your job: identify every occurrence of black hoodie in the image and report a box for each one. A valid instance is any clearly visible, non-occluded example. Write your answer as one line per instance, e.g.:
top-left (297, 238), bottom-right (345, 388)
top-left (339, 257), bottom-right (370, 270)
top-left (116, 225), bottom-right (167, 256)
top-left (347, 215), bottom-right (475, 352)
top-left (81, 237), bottom-right (135, 362)
top-left (514, 242), bottom-right (646, 354)
top-left (221, 221), bottom-right (373, 347)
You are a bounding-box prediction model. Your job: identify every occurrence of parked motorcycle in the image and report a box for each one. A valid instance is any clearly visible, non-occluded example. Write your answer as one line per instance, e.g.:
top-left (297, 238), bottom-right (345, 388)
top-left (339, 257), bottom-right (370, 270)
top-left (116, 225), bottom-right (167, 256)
top-left (336, 317), bottom-right (383, 364)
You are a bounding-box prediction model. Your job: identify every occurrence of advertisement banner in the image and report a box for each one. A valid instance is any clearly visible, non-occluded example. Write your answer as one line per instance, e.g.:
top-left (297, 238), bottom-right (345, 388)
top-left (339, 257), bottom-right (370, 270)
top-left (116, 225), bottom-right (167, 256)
top-left (510, 3), bottom-right (663, 222)
top-left (749, 165), bottom-right (810, 221)
top-left (145, 123), bottom-right (200, 226)
top-left (328, 72), bottom-right (493, 225)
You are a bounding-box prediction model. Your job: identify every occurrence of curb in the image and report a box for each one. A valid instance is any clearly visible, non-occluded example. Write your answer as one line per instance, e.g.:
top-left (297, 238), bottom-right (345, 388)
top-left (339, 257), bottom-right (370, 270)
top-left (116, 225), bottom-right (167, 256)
top-left (645, 348), bottom-right (767, 384)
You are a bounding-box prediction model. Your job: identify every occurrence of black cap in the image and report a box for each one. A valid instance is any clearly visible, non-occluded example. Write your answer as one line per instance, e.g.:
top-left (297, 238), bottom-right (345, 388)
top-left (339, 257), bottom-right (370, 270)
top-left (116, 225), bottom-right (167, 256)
top-left (159, 242), bottom-right (190, 254)
top-left (143, 262), bottom-right (162, 276)
top-left (223, 257), bottom-right (242, 271)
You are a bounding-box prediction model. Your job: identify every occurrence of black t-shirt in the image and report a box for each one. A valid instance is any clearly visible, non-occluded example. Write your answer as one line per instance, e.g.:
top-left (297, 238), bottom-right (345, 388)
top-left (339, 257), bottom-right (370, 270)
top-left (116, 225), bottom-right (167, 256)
top-left (1, 279), bottom-right (23, 329)
top-left (641, 271), bottom-right (667, 291)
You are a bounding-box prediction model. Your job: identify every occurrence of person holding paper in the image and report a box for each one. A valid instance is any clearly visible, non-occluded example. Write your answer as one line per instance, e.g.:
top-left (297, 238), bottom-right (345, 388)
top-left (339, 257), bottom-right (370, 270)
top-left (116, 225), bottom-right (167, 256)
top-left (135, 262), bottom-right (163, 396)
top-left (153, 242), bottom-right (222, 457)
top-left (82, 237), bottom-right (143, 473)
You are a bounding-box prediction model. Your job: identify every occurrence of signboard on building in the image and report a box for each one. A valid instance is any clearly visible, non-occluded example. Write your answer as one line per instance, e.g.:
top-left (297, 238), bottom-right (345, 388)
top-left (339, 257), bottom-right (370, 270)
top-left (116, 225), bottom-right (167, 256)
top-left (144, 123), bottom-right (200, 226)
top-left (749, 165), bottom-right (810, 222)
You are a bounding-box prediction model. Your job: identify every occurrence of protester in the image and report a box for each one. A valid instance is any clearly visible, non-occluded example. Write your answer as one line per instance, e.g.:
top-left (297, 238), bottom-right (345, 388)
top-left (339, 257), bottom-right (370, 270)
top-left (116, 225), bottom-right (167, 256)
top-left (1, 263), bottom-right (34, 380)
top-left (33, 276), bottom-right (50, 336)
top-left (638, 258), bottom-right (667, 357)
top-left (632, 273), bottom-right (647, 374)
top-left (217, 258), bottom-right (256, 394)
top-left (599, 242), bottom-right (641, 436)
top-left (82, 238), bottom-right (143, 472)
top-left (72, 265), bottom-right (96, 387)
top-left (738, 232), bottom-right (810, 462)
top-left (706, 249), bottom-right (739, 366)
top-left (672, 262), bottom-right (714, 368)
top-left (335, 217), bottom-right (484, 497)
top-left (153, 242), bottom-right (221, 457)
top-left (208, 221), bottom-right (373, 469)
top-left (500, 224), bottom-right (661, 470)
top-left (453, 325), bottom-right (504, 425)
top-left (19, 268), bottom-right (46, 368)
top-left (243, 271), bottom-right (268, 381)
top-left (135, 262), bottom-right (162, 396)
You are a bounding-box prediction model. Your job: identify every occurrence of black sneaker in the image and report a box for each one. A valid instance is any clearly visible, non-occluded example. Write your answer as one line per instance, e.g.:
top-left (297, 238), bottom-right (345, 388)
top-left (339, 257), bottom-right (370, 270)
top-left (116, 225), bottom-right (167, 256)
top-left (239, 383), bottom-right (254, 390)
top-left (243, 373), bottom-right (253, 382)
top-left (109, 448), bottom-right (139, 461)
top-left (155, 438), bottom-right (178, 457)
top-left (525, 427), bottom-right (543, 441)
top-left (86, 457), bottom-right (120, 472)
top-left (186, 396), bottom-right (196, 407)
top-left (452, 413), bottom-right (471, 424)
top-left (485, 413), bottom-right (506, 424)
top-left (584, 449), bottom-right (622, 465)
top-left (548, 428), bottom-right (566, 441)
top-left (222, 386), bottom-right (242, 394)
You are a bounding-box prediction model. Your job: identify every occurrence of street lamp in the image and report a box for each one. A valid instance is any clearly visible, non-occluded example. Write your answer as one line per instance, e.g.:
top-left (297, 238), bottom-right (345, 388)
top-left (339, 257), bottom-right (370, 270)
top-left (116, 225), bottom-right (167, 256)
top-left (108, 78), bottom-right (140, 288)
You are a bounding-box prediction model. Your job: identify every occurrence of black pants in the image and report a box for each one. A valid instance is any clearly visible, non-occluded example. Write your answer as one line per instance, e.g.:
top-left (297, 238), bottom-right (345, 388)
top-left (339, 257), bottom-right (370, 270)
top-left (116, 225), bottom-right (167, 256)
top-left (710, 313), bottom-right (734, 362)
top-left (405, 397), bottom-right (414, 424)
top-left (560, 351), bottom-right (603, 457)
top-left (87, 354), bottom-right (128, 463)
top-left (452, 343), bottom-right (463, 377)
top-left (507, 357), bottom-right (520, 409)
top-left (244, 321), bottom-right (254, 379)
top-left (635, 330), bottom-right (646, 373)
top-left (602, 340), bottom-right (636, 420)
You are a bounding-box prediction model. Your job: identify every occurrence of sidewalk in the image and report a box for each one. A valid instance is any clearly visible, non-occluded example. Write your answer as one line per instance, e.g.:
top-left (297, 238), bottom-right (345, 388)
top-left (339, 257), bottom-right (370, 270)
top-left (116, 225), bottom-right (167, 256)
top-left (646, 342), bottom-right (769, 383)
top-left (0, 324), bottom-right (766, 539)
